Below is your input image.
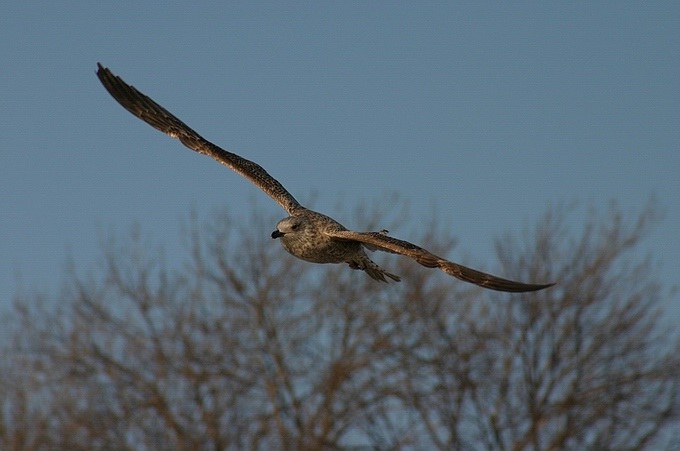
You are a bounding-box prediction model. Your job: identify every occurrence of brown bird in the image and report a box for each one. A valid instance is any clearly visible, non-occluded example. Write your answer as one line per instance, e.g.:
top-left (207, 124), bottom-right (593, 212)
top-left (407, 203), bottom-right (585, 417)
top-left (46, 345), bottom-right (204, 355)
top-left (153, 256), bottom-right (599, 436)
top-left (96, 63), bottom-right (554, 292)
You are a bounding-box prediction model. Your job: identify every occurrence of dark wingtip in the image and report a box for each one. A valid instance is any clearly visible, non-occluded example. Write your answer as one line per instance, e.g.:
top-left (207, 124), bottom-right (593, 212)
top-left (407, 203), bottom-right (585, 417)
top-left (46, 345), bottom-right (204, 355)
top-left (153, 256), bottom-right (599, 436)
top-left (95, 63), bottom-right (112, 86)
top-left (527, 282), bottom-right (557, 292)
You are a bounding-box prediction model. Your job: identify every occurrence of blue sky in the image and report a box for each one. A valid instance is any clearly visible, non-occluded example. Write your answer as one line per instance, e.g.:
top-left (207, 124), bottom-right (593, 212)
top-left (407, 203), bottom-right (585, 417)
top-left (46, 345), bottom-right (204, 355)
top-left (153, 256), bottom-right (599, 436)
top-left (1, 3), bottom-right (678, 312)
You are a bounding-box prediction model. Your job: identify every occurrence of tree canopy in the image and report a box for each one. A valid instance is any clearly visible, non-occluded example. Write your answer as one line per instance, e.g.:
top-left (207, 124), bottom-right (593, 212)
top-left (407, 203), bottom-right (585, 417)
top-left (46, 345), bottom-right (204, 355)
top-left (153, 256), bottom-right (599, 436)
top-left (2, 199), bottom-right (678, 450)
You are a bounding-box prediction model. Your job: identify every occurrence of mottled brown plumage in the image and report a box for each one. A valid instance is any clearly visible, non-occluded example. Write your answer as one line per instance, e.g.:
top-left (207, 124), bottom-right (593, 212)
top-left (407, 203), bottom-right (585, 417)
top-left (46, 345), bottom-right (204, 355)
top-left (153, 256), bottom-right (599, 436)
top-left (96, 64), bottom-right (555, 292)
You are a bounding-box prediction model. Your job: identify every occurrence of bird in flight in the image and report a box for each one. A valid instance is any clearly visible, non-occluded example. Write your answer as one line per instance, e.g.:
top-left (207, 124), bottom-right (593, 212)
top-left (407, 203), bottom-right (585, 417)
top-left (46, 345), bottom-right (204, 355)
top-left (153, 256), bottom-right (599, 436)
top-left (96, 64), bottom-right (554, 292)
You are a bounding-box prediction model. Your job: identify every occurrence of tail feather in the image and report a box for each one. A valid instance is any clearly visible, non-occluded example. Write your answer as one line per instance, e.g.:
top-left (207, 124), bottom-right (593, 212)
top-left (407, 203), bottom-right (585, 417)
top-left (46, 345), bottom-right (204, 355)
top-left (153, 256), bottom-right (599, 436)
top-left (348, 256), bottom-right (401, 283)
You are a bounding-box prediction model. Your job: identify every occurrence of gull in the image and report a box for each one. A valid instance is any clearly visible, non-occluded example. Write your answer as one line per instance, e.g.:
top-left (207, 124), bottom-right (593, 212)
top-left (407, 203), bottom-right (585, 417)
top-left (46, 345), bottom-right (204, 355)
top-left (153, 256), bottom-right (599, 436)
top-left (96, 64), bottom-right (554, 292)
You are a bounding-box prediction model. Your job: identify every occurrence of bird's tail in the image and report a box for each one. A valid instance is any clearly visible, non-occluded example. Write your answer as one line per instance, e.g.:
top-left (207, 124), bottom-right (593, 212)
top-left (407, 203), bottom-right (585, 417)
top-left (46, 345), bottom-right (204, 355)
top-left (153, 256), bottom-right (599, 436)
top-left (349, 256), bottom-right (401, 283)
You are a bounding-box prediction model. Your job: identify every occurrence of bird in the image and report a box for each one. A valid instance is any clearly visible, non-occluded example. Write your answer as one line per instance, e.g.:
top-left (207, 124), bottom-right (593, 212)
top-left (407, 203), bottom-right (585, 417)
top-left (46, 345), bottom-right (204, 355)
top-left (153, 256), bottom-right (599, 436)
top-left (96, 63), bottom-right (555, 292)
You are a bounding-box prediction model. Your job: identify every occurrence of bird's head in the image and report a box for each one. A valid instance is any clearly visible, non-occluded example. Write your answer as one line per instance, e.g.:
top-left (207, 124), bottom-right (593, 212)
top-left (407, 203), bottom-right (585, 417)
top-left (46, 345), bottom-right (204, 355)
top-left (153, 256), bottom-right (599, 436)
top-left (271, 216), bottom-right (306, 239)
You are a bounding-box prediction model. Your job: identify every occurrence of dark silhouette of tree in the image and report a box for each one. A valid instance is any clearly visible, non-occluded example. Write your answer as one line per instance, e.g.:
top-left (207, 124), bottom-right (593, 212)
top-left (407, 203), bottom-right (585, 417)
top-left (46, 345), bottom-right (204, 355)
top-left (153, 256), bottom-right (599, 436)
top-left (2, 198), bottom-right (678, 450)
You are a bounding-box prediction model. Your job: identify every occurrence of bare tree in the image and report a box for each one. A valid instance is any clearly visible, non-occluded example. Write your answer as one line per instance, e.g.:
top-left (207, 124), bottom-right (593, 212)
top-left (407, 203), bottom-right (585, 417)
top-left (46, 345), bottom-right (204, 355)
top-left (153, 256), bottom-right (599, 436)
top-left (2, 198), bottom-right (678, 450)
top-left (396, 201), bottom-right (679, 450)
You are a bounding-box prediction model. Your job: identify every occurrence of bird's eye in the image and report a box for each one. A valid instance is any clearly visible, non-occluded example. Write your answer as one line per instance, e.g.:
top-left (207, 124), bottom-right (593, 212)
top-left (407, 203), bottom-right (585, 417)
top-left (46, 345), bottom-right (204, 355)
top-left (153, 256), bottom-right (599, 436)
top-left (291, 224), bottom-right (299, 231)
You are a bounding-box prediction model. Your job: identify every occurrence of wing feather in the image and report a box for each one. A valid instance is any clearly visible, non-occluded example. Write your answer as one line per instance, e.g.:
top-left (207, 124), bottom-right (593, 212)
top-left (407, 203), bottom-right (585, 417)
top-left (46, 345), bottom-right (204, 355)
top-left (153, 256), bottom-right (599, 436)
top-left (327, 230), bottom-right (554, 293)
top-left (96, 64), bottom-right (302, 214)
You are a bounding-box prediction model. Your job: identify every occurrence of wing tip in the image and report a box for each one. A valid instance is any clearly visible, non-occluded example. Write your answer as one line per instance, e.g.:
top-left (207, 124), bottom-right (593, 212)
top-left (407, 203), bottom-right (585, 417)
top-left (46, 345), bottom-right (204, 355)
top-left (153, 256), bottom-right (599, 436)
top-left (96, 62), bottom-right (109, 79)
top-left (520, 281), bottom-right (556, 293)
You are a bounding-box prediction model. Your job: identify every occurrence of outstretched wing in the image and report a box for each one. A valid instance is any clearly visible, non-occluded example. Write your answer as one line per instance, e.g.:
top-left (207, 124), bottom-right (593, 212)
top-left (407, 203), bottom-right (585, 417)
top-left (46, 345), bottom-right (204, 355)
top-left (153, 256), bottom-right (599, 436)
top-left (326, 230), bottom-right (555, 293)
top-left (96, 63), bottom-right (302, 215)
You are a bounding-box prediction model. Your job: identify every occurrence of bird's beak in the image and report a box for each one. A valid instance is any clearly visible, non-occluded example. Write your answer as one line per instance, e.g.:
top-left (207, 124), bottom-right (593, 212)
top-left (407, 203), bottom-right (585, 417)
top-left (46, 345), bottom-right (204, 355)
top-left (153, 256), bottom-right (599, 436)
top-left (271, 230), bottom-right (284, 239)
